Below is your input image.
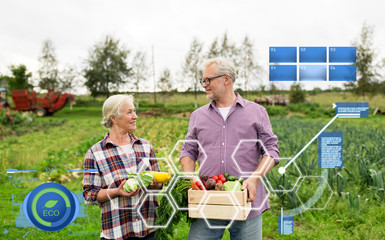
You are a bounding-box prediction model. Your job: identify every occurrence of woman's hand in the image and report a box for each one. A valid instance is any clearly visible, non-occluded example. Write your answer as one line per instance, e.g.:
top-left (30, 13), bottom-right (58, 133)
top-left (148, 178), bottom-right (163, 190)
top-left (115, 179), bottom-right (140, 197)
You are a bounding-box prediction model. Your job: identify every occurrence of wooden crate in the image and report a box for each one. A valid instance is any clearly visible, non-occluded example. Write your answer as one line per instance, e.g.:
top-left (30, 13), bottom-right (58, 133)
top-left (188, 189), bottom-right (251, 221)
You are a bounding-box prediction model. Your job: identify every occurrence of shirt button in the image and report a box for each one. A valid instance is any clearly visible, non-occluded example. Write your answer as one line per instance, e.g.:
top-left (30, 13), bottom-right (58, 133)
top-left (222, 161), bottom-right (224, 163)
top-left (222, 142), bottom-right (224, 145)
top-left (223, 125), bottom-right (225, 128)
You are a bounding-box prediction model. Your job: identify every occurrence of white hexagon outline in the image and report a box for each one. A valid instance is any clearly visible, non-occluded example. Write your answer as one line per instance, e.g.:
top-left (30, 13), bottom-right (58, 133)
top-left (295, 176), bottom-right (333, 210)
top-left (231, 175), bottom-right (271, 212)
top-left (137, 193), bottom-right (176, 229)
top-left (107, 174), bottom-right (145, 210)
top-left (264, 158), bottom-right (303, 193)
top-left (231, 139), bottom-right (273, 176)
top-left (167, 174), bottom-right (206, 211)
top-left (168, 139), bottom-right (207, 175)
top-left (199, 193), bottom-right (239, 229)
top-left (136, 157), bottom-right (176, 193)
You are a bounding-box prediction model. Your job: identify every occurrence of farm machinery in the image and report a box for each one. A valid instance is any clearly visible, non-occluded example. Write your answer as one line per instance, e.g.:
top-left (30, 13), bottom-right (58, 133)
top-left (0, 89), bottom-right (75, 117)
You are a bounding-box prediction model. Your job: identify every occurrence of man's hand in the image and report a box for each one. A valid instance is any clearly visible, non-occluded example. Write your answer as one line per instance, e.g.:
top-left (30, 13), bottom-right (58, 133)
top-left (241, 176), bottom-right (260, 202)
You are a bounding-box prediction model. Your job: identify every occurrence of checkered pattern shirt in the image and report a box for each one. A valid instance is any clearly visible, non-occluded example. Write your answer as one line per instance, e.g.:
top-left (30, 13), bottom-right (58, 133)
top-left (83, 132), bottom-right (159, 240)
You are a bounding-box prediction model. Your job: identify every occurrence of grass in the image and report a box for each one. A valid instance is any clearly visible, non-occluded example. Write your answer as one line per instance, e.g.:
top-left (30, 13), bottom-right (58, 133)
top-left (0, 92), bottom-right (384, 239)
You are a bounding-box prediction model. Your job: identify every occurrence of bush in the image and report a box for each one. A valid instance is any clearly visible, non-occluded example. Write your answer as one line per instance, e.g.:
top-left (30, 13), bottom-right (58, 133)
top-left (289, 83), bottom-right (306, 103)
top-left (0, 109), bottom-right (34, 127)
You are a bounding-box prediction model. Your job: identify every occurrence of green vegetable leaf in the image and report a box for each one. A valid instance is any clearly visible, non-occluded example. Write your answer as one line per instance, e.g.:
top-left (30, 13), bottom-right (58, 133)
top-left (43, 200), bottom-right (58, 208)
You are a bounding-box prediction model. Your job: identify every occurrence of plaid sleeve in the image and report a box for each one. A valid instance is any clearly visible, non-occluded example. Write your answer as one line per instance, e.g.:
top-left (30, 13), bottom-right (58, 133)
top-left (82, 149), bottom-right (102, 207)
top-left (149, 145), bottom-right (160, 172)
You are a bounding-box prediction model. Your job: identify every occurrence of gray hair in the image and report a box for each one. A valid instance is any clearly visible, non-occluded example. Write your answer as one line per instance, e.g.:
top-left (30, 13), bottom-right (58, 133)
top-left (203, 57), bottom-right (237, 83)
top-left (101, 94), bottom-right (134, 128)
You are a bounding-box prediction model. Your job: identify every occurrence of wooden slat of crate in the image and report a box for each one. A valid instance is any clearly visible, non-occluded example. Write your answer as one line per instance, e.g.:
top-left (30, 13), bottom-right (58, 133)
top-left (188, 189), bottom-right (247, 205)
top-left (188, 203), bottom-right (251, 221)
top-left (188, 189), bottom-right (251, 221)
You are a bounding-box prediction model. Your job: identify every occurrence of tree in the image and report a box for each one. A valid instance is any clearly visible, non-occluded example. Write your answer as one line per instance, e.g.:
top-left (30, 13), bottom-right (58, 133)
top-left (38, 39), bottom-right (59, 90)
top-left (289, 83), bottom-right (306, 103)
top-left (345, 22), bottom-right (380, 101)
top-left (2, 64), bottom-right (33, 90)
top-left (182, 38), bottom-right (203, 108)
top-left (58, 65), bottom-right (82, 93)
top-left (238, 35), bottom-right (262, 97)
top-left (131, 51), bottom-right (149, 108)
top-left (158, 68), bottom-right (173, 106)
top-left (84, 35), bottom-right (131, 97)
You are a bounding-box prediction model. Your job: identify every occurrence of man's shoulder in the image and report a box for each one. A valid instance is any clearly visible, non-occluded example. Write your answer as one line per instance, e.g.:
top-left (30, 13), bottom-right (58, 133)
top-left (191, 103), bottom-right (211, 116)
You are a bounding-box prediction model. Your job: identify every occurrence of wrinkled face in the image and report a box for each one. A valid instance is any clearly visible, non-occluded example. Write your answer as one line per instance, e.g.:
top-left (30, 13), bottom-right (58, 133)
top-left (202, 63), bottom-right (226, 101)
top-left (113, 101), bottom-right (137, 132)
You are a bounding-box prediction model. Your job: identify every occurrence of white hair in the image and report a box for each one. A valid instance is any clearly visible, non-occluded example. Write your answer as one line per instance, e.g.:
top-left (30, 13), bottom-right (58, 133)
top-left (203, 57), bottom-right (237, 83)
top-left (101, 94), bottom-right (134, 128)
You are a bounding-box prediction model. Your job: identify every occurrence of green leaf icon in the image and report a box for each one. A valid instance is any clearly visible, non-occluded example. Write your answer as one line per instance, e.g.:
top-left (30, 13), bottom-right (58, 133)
top-left (43, 200), bottom-right (58, 209)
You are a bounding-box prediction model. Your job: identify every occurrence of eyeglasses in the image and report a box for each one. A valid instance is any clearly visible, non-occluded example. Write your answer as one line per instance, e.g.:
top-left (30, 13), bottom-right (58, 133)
top-left (200, 74), bottom-right (226, 86)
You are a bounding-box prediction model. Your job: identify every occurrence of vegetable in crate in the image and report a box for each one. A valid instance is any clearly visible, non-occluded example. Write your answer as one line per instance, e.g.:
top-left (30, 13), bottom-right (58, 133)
top-left (200, 174), bottom-right (209, 186)
top-left (123, 178), bottom-right (139, 192)
top-left (224, 180), bottom-right (242, 191)
top-left (205, 178), bottom-right (217, 190)
top-left (215, 182), bottom-right (224, 191)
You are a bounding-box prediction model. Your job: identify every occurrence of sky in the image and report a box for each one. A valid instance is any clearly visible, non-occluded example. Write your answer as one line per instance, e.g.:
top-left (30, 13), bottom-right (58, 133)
top-left (1, 0), bottom-right (385, 92)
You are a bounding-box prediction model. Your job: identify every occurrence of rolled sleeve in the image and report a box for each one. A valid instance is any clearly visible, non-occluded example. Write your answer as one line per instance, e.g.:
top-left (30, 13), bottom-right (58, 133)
top-left (259, 108), bottom-right (280, 165)
top-left (82, 149), bottom-right (102, 206)
top-left (179, 112), bottom-right (199, 162)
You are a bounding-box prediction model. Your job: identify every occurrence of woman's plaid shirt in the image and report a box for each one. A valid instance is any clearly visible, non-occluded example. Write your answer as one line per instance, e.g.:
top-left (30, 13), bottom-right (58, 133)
top-left (83, 132), bottom-right (159, 239)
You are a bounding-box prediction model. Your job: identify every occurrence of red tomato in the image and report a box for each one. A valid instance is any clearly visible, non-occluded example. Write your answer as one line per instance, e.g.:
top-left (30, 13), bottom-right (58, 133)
top-left (219, 177), bottom-right (227, 183)
top-left (195, 181), bottom-right (202, 188)
top-left (211, 175), bottom-right (219, 181)
top-left (218, 174), bottom-right (224, 179)
top-left (216, 180), bottom-right (223, 184)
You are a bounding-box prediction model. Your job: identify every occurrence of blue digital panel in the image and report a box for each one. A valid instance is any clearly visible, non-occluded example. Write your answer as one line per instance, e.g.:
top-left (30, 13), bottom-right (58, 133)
top-left (269, 65), bottom-right (297, 81)
top-left (318, 132), bottom-right (343, 168)
top-left (279, 216), bottom-right (293, 234)
top-left (299, 65), bottom-right (326, 81)
top-left (329, 47), bottom-right (356, 63)
top-left (269, 47), bottom-right (297, 63)
top-left (329, 65), bottom-right (356, 81)
top-left (335, 102), bottom-right (369, 118)
top-left (299, 47), bottom-right (327, 63)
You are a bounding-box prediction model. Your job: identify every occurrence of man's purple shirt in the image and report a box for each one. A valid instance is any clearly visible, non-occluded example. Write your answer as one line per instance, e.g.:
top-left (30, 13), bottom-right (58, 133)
top-left (180, 93), bottom-right (280, 219)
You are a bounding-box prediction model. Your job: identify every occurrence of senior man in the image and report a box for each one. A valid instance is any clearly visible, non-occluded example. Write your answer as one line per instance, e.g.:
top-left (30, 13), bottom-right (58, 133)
top-left (180, 57), bottom-right (280, 240)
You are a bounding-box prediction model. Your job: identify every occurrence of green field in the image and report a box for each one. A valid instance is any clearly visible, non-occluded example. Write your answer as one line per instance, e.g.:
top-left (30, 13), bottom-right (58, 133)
top-left (0, 93), bottom-right (384, 239)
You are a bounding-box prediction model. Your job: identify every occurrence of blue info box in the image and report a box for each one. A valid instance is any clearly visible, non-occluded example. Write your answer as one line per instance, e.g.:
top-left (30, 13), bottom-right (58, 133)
top-left (329, 47), bottom-right (356, 63)
top-left (269, 65), bottom-right (297, 81)
top-left (278, 216), bottom-right (293, 234)
top-left (318, 132), bottom-right (343, 168)
top-left (299, 65), bottom-right (327, 81)
top-left (335, 102), bottom-right (369, 118)
top-left (269, 47), bottom-right (297, 63)
top-left (329, 65), bottom-right (356, 81)
top-left (299, 47), bottom-right (327, 63)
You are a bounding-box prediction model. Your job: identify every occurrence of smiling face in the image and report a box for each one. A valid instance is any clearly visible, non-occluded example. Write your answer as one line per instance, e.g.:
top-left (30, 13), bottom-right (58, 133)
top-left (112, 101), bottom-right (138, 133)
top-left (202, 63), bottom-right (226, 101)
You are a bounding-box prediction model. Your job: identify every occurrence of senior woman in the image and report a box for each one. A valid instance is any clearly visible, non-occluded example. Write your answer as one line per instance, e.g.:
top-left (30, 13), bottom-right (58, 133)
top-left (83, 94), bottom-right (161, 240)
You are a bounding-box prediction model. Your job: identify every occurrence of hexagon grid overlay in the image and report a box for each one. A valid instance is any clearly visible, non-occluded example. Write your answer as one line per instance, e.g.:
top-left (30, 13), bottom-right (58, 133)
top-left (168, 139), bottom-right (207, 175)
top-left (296, 176), bottom-right (333, 210)
top-left (168, 174), bottom-right (205, 211)
top-left (200, 193), bottom-right (239, 229)
top-left (137, 157), bottom-right (176, 193)
top-left (137, 193), bottom-right (176, 229)
top-left (232, 139), bottom-right (271, 175)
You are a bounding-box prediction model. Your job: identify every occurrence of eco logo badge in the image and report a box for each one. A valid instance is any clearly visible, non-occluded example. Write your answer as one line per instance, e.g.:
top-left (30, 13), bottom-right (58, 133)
top-left (23, 182), bottom-right (79, 232)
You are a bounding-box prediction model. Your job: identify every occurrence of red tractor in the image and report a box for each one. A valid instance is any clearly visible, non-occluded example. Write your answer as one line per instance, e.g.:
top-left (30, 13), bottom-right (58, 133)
top-left (1, 89), bottom-right (75, 117)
